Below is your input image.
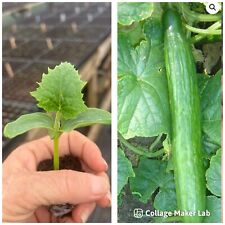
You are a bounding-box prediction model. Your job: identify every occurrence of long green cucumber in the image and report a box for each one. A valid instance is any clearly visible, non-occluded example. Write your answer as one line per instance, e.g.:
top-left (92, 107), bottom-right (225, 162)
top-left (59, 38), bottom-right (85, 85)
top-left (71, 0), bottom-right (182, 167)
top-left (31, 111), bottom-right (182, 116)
top-left (163, 9), bottom-right (205, 222)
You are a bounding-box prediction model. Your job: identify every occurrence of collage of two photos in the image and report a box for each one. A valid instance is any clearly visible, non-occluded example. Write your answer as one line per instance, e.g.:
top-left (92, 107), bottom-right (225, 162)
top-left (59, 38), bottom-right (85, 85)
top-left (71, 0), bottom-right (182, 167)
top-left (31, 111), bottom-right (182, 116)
top-left (2, 1), bottom-right (223, 223)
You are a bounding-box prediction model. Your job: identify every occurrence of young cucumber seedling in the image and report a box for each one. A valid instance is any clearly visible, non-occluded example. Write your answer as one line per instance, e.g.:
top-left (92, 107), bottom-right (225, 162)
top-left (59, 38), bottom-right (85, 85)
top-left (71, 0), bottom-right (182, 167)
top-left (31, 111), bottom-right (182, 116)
top-left (4, 62), bottom-right (111, 170)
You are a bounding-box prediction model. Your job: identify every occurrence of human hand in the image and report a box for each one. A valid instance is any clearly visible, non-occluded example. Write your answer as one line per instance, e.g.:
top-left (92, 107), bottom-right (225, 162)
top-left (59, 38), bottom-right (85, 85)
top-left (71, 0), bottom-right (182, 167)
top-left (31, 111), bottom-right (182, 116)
top-left (3, 131), bottom-right (110, 222)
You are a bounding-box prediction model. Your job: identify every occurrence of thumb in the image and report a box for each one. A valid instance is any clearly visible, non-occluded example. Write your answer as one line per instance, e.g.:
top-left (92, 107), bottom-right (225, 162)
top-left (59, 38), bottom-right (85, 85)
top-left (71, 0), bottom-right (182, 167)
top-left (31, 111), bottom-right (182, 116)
top-left (26, 170), bottom-right (109, 207)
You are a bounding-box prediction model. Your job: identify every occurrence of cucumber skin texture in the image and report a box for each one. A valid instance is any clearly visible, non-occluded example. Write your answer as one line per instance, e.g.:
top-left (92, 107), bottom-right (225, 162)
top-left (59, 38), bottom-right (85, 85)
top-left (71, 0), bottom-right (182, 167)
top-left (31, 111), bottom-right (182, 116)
top-left (163, 10), bottom-right (205, 222)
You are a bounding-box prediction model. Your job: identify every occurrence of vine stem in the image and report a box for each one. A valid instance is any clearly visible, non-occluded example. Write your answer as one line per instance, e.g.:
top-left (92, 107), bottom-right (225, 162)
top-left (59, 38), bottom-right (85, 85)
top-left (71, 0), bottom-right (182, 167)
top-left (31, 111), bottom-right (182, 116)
top-left (179, 3), bottom-right (221, 22)
top-left (118, 133), bottom-right (164, 158)
top-left (185, 24), bottom-right (221, 35)
top-left (149, 134), bottom-right (163, 151)
top-left (191, 20), bottom-right (222, 43)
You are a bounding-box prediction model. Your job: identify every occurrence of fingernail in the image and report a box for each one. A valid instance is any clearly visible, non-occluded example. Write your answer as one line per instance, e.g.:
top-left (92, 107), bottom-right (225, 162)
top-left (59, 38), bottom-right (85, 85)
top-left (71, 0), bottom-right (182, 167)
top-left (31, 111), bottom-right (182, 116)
top-left (81, 212), bottom-right (89, 223)
top-left (81, 206), bottom-right (94, 223)
top-left (80, 202), bottom-right (96, 223)
top-left (103, 158), bottom-right (108, 170)
top-left (106, 190), bottom-right (111, 206)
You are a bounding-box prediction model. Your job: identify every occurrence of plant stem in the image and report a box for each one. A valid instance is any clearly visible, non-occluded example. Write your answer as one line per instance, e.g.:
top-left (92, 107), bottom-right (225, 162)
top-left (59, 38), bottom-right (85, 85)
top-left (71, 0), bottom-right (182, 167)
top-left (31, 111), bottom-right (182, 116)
top-left (191, 20), bottom-right (222, 43)
top-left (53, 136), bottom-right (59, 170)
top-left (118, 133), bottom-right (164, 158)
top-left (53, 111), bottom-right (61, 170)
top-left (185, 24), bottom-right (221, 35)
top-left (149, 134), bottom-right (163, 151)
top-left (179, 3), bottom-right (221, 22)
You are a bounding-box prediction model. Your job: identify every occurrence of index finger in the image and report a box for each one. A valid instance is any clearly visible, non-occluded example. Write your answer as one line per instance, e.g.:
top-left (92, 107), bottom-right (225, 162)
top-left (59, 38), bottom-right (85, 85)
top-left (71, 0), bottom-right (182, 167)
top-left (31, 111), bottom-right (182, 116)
top-left (12, 131), bottom-right (108, 173)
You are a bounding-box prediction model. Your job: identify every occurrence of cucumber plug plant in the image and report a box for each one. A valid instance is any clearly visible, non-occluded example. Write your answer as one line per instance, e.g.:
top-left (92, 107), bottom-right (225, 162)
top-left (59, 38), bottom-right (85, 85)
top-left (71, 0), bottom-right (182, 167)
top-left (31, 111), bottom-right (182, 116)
top-left (118, 2), bottom-right (221, 223)
top-left (4, 62), bottom-right (111, 170)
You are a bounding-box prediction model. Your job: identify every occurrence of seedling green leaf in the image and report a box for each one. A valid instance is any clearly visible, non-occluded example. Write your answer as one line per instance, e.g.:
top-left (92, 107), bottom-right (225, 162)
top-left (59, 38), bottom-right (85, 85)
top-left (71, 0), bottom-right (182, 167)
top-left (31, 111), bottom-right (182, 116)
top-left (61, 108), bottom-right (111, 132)
top-left (4, 112), bottom-right (54, 138)
top-left (31, 62), bottom-right (87, 119)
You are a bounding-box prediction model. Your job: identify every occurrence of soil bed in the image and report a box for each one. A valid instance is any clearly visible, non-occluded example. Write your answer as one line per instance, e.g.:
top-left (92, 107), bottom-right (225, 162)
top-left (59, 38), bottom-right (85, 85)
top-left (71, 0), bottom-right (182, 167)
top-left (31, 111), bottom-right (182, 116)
top-left (45, 26), bottom-right (79, 39)
top-left (75, 26), bottom-right (109, 42)
top-left (2, 60), bottom-right (28, 78)
top-left (64, 15), bottom-right (88, 26)
top-left (3, 63), bottom-right (53, 103)
top-left (41, 41), bottom-right (95, 66)
top-left (4, 40), bottom-right (58, 59)
top-left (89, 17), bottom-right (111, 27)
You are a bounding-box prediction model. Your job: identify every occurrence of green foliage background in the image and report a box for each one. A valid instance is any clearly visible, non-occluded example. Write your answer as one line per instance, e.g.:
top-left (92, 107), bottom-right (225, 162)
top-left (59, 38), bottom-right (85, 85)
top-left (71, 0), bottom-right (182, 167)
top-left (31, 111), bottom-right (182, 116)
top-left (117, 2), bottom-right (222, 223)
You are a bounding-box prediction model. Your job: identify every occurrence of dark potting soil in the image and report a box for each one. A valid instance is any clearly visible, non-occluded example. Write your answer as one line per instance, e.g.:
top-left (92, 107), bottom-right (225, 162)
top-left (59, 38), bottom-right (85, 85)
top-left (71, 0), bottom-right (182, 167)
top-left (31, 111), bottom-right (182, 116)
top-left (37, 155), bottom-right (83, 171)
top-left (37, 155), bottom-right (83, 218)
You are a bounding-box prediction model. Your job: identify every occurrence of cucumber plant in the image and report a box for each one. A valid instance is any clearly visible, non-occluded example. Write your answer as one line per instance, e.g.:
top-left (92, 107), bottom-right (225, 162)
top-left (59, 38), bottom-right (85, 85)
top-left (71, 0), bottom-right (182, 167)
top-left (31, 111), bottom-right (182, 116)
top-left (4, 62), bottom-right (111, 170)
top-left (118, 2), bottom-right (221, 223)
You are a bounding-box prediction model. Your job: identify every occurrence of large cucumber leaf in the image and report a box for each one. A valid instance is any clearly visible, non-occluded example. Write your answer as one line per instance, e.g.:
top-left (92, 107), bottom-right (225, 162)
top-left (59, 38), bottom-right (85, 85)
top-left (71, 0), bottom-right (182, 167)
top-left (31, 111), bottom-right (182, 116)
top-left (198, 70), bottom-right (222, 155)
top-left (118, 3), bottom-right (154, 26)
top-left (130, 157), bottom-right (176, 211)
top-left (203, 196), bottom-right (221, 223)
top-left (118, 148), bottom-right (135, 195)
top-left (118, 19), bottom-right (171, 139)
top-left (206, 148), bottom-right (221, 197)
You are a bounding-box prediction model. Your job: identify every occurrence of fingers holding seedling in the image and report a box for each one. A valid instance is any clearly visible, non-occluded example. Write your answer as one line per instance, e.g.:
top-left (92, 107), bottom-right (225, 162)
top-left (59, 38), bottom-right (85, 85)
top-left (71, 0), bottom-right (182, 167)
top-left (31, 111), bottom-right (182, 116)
top-left (8, 131), bottom-right (108, 174)
top-left (70, 202), bottom-right (96, 223)
top-left (67, 131), bottom-right (108, 172)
